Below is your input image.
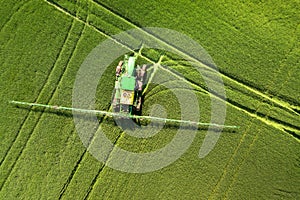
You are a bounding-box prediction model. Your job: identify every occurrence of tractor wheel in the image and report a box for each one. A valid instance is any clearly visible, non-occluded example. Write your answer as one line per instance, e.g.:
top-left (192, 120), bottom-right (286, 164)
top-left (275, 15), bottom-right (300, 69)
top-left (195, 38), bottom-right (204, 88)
top-left (136, 97), bottom-right (142, 111)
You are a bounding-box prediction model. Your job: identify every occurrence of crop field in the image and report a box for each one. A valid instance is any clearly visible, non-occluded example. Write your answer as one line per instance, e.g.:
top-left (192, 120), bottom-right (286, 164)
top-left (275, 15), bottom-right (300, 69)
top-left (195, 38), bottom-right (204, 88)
top-left (0, 0), bottom-right (299, 199)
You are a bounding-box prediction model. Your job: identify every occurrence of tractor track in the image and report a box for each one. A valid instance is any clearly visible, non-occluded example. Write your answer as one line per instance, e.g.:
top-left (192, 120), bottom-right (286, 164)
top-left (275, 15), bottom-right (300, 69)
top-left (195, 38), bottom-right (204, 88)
top-left (211, 119), bottom-right (264, 199)
top-left (212, 96), bottom-right (299, 198)
top-left (88, 0), bottom-right (300, 120)
top-left (42, 2), bottom-right (299, 198)
top-left (161, 65), bottom-right (300, 135)
top-left (161, 63), bottom-right (300, 133)
top-left (52, 0), bottom-right (297, 114)
top-left (90, 0), bottom-right (299, 114)
top-left (0, 0), bottom-right (31, 70)
top-left (208, 89), bottom-right (274, 199)
top-left (208, 50), bottom-right (300, 199)
top-left (0, 0), bottom-right (29, 32)
top-left (221, 63), bottom-right (300, 199)
top-left (0, 9), bottom-right (74, 189)
top-left (1, 1), bottom-right (297, 199)
top-left (0, 0), bottom-right (77, 169)
top-left (82, 132), bottom-right (123, 200)
top-left (144, 69), bottom-right (299, 198)
top-left (57, 110), bottom-right (122, 200)
top-left (57, 4), bottom-right (90, 198)
top-left (144, 83), bottom-right (205, 102)
top-left (58, 137), bottom-right (86, 199)
top-left (221, 110), bottom-right (275, 199)
top-left (223, 130), bottom-right (267, 199)
top-left (208, 117), bottom-right (257, 199)
top-left (49, 17), bottom-right (87, 200)
top-left (80, 112), bottom-right (125, 199)
top-left (82, 59), bottom-right (161, 199)
top-left (59, 54), bottom-right (161, 198)
top-left (30, 2), bottom-right (298, 198)
top-left (0, 10), bottom-right (82, 191)
top-left (44, 0), bottom-right (299, 139)
top-left (57, 114), bottom-right (108, 199)
top-left (0, 109), bottom-right (44, 190)
top-left (147, 79), bottom-right (300, 138)
top-left (0, 110), bottom-right (28, 166)
top-left (207, 17), bottom-right (300, 198)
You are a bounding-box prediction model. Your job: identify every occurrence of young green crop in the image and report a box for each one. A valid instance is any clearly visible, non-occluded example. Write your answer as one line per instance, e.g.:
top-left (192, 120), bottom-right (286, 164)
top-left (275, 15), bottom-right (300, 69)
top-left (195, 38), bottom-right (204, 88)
top-left (0, 0), bottom-right (299, 199)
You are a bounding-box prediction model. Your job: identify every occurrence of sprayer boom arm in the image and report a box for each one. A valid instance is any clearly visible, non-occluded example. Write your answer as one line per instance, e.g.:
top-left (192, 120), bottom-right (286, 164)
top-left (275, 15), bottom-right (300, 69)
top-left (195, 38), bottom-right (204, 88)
top-left (9, 100), bottom-right (239, 129)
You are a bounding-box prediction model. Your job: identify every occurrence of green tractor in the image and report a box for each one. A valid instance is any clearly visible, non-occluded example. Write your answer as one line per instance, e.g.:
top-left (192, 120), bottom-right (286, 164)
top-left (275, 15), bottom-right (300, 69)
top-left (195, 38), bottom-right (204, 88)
top-left (112, 54), bottom-right (147, 115)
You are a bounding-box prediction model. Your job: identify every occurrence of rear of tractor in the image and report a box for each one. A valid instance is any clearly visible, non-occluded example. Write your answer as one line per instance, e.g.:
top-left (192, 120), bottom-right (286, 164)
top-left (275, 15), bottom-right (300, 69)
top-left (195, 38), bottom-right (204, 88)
top-left (112, 55), bottom-right (146, 115)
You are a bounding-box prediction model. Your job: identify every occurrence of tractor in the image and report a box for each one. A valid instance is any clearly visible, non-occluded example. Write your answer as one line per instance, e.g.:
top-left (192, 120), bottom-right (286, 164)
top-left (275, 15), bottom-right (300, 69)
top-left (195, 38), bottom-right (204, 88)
top-left (112, 54), bottom-right (147, 115)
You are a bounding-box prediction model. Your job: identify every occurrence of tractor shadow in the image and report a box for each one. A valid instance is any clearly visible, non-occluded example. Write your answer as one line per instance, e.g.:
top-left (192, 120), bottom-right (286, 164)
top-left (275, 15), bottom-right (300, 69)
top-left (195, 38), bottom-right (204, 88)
top-left (104, 117), bottom-right (238, 133)
top-left (15, 105), bottom-right (73, 118)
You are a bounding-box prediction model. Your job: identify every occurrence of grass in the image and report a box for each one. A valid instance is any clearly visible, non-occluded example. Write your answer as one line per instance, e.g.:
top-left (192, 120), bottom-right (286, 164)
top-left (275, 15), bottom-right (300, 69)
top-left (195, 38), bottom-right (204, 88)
top-left (0, 0), bottom-right (299, 199)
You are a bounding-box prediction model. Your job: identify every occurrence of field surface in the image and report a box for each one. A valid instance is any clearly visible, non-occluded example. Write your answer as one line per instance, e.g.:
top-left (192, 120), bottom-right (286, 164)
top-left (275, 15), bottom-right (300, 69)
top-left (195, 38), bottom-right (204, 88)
top-left (0, 0), bottom-right (299, 199)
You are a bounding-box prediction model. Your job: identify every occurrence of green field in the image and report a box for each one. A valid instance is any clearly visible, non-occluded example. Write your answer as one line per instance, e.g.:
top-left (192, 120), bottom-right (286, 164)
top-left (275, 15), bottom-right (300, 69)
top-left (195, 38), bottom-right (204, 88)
top-left (0, 0), bottom-right (299, 199)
